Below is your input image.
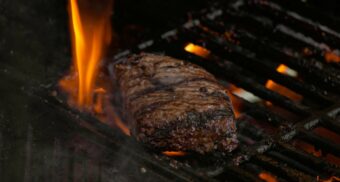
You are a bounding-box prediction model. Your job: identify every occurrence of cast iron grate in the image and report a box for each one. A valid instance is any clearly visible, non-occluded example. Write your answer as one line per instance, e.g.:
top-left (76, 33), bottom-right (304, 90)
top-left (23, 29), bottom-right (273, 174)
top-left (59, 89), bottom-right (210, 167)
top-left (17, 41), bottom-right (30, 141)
top-left (30, 0), bottom-right (340, 181)
top-left (109, 0), bottom-right (340, 181)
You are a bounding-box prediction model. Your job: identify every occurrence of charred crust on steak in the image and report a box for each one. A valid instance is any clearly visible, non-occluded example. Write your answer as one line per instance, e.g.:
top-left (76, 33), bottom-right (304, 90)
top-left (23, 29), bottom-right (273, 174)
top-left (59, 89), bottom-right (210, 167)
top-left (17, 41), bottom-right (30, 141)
top-left (112, 53), bottom-right (238, 154)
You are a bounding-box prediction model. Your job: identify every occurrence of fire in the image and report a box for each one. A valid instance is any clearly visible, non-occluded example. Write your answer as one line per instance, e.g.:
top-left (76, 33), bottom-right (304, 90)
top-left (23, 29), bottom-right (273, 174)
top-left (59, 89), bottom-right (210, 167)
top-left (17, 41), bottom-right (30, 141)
top-left (258, 172), bottom-right (278, 182)
top-left (276, 64), bottom-right (298, 77)
top-left (227, 84), bottom-right (261, 118)
top-left (265, 64), bottom-right (302, 102)
top-left (59, 0), bottom-right (130, 136)
top-left (324, 52), bottom-right (340, 63)
top-left (162, 151), bottom-right (187, 157)
top-left (93, 87), bottom-right (106, 114)
top-left (112, 114), bottom-right (130, 136)
top-left (102, 93), bottom-right (131, 136)
top-left (60, 0), bottom-right (113, 109)
top-left (184, 43), bottom-right (210, 58)
top-left (228, 91), bottom-right (242, 118)
top-left (293, 139), bottom-right (340, 165)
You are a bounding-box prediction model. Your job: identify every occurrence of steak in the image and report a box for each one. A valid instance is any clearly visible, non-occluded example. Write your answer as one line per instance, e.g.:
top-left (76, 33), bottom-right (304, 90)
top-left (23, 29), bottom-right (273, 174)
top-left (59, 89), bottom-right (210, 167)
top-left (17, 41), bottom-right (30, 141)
top-left (112, 53), bottom-right (238, 154)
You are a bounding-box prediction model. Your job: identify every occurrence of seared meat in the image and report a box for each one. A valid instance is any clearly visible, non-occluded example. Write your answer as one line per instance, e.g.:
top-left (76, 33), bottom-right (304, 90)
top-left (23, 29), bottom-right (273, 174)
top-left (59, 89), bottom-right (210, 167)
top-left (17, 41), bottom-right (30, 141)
top-left (112, 53), bottom-right (238, 154)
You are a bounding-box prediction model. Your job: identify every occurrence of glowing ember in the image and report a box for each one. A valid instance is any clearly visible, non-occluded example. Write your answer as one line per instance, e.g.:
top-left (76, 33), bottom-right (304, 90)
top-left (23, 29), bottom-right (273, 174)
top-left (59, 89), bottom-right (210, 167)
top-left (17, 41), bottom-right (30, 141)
top-left (258, 172), bottom-right (278, 182)
top-left (294, 140), bottom-right (322, 157)
top-left (184, 43), bottom-right (210, 58)
top-left (265, 64), bottom-right (302, 102)
top-left (324, 52), bottom-right (340, 63)
top-left (60, 0), bottom-right (113, 109)
top-left (293, 139), bottom-right (340, 165)
top-left (276, 64), bottom-right (297, 77)
top-left (232, 88), bottom-right (261, 103)
top-left (225, 84), bottom-right (250, 118)
top-left (162, 151), bottom-right (186, 157)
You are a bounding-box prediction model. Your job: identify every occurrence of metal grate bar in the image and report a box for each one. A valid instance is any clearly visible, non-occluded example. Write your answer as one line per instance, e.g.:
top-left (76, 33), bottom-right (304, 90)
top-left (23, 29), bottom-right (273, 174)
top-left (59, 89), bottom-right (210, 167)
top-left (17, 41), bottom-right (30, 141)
top-left (298, 130), bottom-right (340, 157)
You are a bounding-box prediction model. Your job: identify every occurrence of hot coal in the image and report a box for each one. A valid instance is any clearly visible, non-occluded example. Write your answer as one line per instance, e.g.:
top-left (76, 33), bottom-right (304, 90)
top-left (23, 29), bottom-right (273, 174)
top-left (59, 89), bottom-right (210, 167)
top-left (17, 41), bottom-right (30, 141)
top-left (111, 53), bottom-right (238, 154)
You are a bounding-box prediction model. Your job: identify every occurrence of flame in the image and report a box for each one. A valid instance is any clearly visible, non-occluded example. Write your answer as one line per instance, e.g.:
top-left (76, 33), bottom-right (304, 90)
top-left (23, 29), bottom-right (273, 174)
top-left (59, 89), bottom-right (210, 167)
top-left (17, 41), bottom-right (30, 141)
top-left (229, 91), bottom-right (242, 118)
top-left (258, 172), bottom-right (278, 182)
top-left (58, 0), bottom-right (131, 136)
top-left (93, 88), bottom-right (106, 114)
top-left (225, 85), bottom-right (246, 118)
top-left (102, 95), bottom-right (131, 136)
top-left (324, 52), bottom-right (340, 63)
top-left (184, 43), bottom-right (210, 58)
top-left (162, 151), bottom-right (187, 157)
top-left (60, 0), bottom-right (113, 109)
top-left (112, 114), bottom-right (130, 136)
top-left (276, 64), bottom-right (298, 77)
top-left (294, 139), bottom-right (340, 165)
top-left (226, 84), bottom-right (262, 118)
top-left (265, 64), bottom-right (302, 102)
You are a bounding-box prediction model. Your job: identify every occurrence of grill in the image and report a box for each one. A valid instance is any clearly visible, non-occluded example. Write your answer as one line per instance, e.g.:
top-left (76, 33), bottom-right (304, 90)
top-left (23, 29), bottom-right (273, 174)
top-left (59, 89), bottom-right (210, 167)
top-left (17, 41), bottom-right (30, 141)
top-left (1, 0), bottom-right (340, 181)
top-left (110, 0), bottom-right (340, 180)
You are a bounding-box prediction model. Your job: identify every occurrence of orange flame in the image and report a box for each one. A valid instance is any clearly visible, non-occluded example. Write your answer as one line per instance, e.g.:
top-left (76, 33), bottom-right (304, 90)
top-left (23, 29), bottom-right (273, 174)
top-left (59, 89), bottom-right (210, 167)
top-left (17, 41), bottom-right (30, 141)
top-left (112, 114), bottom-right (130, 136)
top-left (60, 0), bottom-right (113, 109)
top-left (228, 92), bottom-right (242, 118)
top-left (93, 88), bottom-right (106, 114)
top-left (258, 172), bottom-right (278, 182)
top-left (59, 0), bottom-right (131, 136)
top-left (184, 43), bottom-right (210, 58)
top-left (265, 64), bottom-right (302, 102)
top-left (226, 84), bottom-right (259, 118)
top-left (324, 52), bottom-right (340, 63)
top-left (162, 151), bottom-right (187, 157)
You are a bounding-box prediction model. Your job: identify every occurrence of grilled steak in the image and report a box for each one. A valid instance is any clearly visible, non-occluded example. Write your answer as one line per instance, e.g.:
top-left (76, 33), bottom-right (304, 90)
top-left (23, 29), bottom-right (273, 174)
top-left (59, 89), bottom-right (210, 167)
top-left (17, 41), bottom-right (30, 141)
top-left (112, 53), bottom-right (238, 154)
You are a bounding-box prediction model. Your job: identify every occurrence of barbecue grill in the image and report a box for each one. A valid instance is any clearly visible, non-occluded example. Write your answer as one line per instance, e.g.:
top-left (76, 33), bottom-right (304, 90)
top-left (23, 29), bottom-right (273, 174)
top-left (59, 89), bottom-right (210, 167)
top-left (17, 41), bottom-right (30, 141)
top-left (1, 0), bottom-right (340, 181)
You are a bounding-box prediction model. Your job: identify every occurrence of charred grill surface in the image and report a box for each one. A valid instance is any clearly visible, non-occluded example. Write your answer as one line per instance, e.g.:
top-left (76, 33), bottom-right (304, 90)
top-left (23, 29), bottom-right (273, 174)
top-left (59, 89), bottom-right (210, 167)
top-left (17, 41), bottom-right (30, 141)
top-left (24, 0), bottom-right (340, 181)
top-left (112, 54), bottom-right (238, 153)
top-left (109, 0), bottom-right (340, 180)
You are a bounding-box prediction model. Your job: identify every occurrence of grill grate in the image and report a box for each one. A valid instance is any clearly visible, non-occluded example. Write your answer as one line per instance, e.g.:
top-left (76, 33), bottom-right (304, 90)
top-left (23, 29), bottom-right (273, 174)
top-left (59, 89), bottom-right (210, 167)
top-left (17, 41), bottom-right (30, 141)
top-left (110, 0), bottom-right (340, 181)
top-left (20, 0), bottom-right (340, 181)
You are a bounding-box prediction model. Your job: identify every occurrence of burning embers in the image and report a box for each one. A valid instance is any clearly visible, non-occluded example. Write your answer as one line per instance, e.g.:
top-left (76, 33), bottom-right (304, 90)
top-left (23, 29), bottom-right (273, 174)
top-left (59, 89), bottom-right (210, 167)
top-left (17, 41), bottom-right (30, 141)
top-left (183, 43), bottom-right (302, 113)
top-left (59, 0), bottom-right (113, 110)
top-left (184, 43), bottom-right (210, 58)
top-left (265, 64), bottom-right (302, 103)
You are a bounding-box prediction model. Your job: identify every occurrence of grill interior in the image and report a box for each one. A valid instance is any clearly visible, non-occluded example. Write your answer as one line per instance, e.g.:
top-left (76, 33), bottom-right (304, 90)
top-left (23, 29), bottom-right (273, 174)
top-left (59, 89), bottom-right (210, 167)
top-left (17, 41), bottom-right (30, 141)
top-left (111, 0), bottom-right (340, 181)
top-left (1, 0), bottom-right (340, 181)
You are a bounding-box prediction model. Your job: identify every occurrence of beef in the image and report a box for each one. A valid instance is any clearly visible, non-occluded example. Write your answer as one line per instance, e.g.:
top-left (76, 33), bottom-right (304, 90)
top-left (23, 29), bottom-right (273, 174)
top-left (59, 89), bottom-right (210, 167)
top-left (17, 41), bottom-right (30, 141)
top-left (112, 53), bottom-right (238, 154)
